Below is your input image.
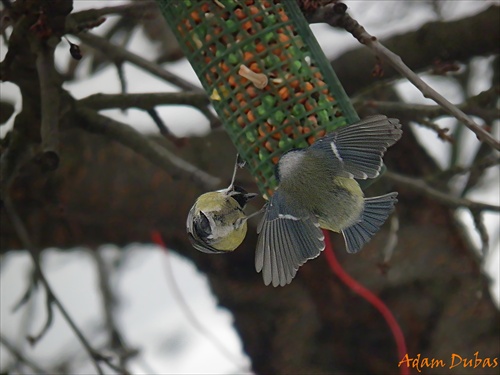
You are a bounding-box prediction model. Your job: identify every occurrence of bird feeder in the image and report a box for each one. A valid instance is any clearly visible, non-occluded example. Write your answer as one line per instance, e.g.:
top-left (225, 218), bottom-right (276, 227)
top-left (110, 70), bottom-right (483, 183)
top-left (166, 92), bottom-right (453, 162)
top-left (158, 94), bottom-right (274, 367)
top-left (157, 0), bottom-right (359, 198)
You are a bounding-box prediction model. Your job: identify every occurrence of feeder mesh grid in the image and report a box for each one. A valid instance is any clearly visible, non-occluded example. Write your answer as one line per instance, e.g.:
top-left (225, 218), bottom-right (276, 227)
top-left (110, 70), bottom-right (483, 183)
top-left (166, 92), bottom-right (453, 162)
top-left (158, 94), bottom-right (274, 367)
top-left (157, 0), bottom-right (359, 198)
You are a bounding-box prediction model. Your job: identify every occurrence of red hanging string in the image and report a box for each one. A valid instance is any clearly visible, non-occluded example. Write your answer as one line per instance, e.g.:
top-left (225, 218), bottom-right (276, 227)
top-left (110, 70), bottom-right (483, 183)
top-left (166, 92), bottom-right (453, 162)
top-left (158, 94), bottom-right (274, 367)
top-left (323, 229), bottom-right (409, 375)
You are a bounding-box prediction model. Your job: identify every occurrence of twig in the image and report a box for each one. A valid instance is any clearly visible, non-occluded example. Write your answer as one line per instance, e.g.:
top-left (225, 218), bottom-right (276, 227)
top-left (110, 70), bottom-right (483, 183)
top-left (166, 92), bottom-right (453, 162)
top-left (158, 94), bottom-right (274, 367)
top-left (381, 214), bottom-right (399, 270)
top-left (89, 249), bottom-right (135, 374)
top-left (151, 231), bottom-right (250, 373)
top-left (75, 106), bottom-right (221, 190)
top-left (11, 270), bottom-right (38, 313)
top-left (3, 197), bottom-right (105, 375)
top-left (27, 281), bottom-right (54, 345)
top-left (418, 118), bottom-right (454, 143)
top-left (70, 1), bottom-right (157, 25)
top-left (312, 3), bottom-right (500, 150)
top-left (383, 170), bottom-right (500, 212)
top-left (94, 352), bottom-right (132, 375)
top-left (471, 210), bottom-right (490, 256)
top-left (430, 154), bottom-right (500, 183)
top-left (35, 42), bottom-right (60, 171)
top-left (147, 108), bottom-right (169, 135)
top-left (79, 92), bottom-right (220, 129)
top-left (74, 32), bottom-right (201, 93)
top-left (355, 97), bottom-right (499, 126)
top-left (116, 62), bottom-right (127, 96)
top-left (0, 333), bottom-right (48, 374)
top-left (79, 92), bottom-right (210, 111)
top-left (198, 105), bottom-right (222, 129)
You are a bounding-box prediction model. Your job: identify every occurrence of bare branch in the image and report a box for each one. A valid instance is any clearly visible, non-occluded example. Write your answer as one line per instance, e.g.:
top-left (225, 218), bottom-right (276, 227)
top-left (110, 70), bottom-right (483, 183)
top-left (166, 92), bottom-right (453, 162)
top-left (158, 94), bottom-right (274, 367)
top-left (381, 214), bottom-right (399, 268)
top-left (471, 210), bottom-right (490, 256)
top-left (431, 154), bottom-right (500, 182)
top-left (383, 170), bottom-right (500, 212)
top-left (75, 106), bottom-right (221, 190)
top-left (156, 237), bottom-right (250, 373)
top-left (79, 92), bottom-right (210, 111)
top-left (78, 91), bottom-right (221, 130)
top-left (34, 42), bottom-right (60, 171)
top-left (116, 62), bottom-right (127, 95)
top-left (0, 333), bottom-right (49, 374)
top-left (3, 197), bottom-right (105, 375)
top-left (147, 108), bottom-right (170, 135)
top-left (89, 249), bottom-right (137, 373)
top-left (73, 31), bottom-right (201, 93)
top-left (312, 3), bottom-right (500, 150)
top-left (69, 1), bottom-right (157, 25)
top-left (27, 282), bottom-right (54, 346)
top-left (366, 43), bottom-right (498, 149)
top-left (355, 89), bottom-right (499, 125)
top-left (418, 118), bottom-right (454, 143)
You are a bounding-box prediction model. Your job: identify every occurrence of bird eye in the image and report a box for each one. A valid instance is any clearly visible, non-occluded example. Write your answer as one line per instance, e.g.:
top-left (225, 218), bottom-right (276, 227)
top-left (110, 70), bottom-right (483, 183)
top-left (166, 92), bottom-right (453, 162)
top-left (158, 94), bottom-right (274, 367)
top-left (194, 212), bottom-right (212, 240)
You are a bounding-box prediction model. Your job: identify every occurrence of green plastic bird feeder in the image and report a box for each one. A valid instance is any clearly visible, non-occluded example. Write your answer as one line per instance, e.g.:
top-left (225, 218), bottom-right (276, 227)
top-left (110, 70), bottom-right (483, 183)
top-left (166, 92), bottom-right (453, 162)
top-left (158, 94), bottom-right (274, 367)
top-left (157, 0), bottom-right (359, 198)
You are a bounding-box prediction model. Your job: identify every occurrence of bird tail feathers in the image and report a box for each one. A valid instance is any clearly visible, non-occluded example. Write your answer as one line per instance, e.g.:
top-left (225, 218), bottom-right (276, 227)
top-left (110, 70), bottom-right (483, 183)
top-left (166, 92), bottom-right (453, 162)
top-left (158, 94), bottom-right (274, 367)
top-left (342, 192), bottom-right (398, 253)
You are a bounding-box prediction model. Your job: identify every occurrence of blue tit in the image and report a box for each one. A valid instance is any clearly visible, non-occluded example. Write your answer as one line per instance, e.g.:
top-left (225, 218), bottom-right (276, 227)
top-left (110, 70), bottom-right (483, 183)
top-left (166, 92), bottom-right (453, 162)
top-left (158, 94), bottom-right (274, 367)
top-left (256, 115), bottom-right (402, 287)
top-left (187, 156), bottom-right (258, 254)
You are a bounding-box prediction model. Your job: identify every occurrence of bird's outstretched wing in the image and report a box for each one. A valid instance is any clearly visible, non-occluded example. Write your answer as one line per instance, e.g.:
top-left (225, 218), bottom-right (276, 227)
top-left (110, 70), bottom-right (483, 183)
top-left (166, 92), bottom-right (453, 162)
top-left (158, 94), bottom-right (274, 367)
top-left (310, 115), bottom-right (402, 179)
top-left (255, 191), bottom-right (325, 287)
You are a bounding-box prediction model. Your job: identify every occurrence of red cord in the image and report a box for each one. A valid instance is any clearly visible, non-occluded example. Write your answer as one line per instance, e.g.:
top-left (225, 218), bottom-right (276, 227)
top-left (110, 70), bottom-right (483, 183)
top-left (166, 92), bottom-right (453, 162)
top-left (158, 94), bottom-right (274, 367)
top-left (150, 230), bottom-right (165, 248)
top-left (323, 230), bottom-right (409, 375)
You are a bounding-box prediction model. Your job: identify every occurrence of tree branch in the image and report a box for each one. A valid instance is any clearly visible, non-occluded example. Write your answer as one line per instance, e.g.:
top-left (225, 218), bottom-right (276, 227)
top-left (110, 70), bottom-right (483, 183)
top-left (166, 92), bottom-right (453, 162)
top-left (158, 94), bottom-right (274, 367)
top-left (78, 91), bottom-right (221, 130)
top-left (69, 1), bottom-right (157, 25)
top-left (72, 31), bottom-right (201, 93)
top-left (323, 6), bottom-right (499, 96)
top-left (75, 105), bottom-right (221, 190)
top-left (34, 42), bottom-right (60, 171)
top-left (89, 249), bottom-right (137, 373)
top-left (79, 92), bottom-right (210, 111)
top-left (0, 333), bottom-right (49, 374)
top-left (383, 170), bottom-right (500, 212)
top-left (438, 154), bottom-right (500, 181)
top-left (3, 197), bottom-right (105, 375)
top-left (354, 85), bottom-right (499, 125)
top-left (320, 4), bottom-right (499, 150)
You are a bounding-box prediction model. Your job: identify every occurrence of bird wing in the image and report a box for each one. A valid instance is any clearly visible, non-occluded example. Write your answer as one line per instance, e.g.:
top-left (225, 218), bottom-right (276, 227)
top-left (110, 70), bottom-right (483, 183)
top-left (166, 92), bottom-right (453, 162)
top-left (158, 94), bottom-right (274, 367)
top-left (255, 191), bottom-right (325, 287)
top-left (310, 115), bottom-right (402, 179)
top-left (187, 232), bottom-right (223, 254)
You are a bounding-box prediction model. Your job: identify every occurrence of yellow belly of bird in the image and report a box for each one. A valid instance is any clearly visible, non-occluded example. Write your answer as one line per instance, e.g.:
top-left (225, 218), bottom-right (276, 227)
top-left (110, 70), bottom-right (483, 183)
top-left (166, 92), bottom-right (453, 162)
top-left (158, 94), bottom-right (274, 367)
top-left (318, 177), bottom-right (364, 232)
top-left (214, 222), bottom-right (247, 251)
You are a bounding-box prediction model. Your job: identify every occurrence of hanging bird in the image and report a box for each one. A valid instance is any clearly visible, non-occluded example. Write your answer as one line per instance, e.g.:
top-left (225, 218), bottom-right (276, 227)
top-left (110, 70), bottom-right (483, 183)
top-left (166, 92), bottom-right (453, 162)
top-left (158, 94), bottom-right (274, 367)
top-left (187, 156), bottom-right (258, 254)
top-left (256, 115), bottom-right (402, 286)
